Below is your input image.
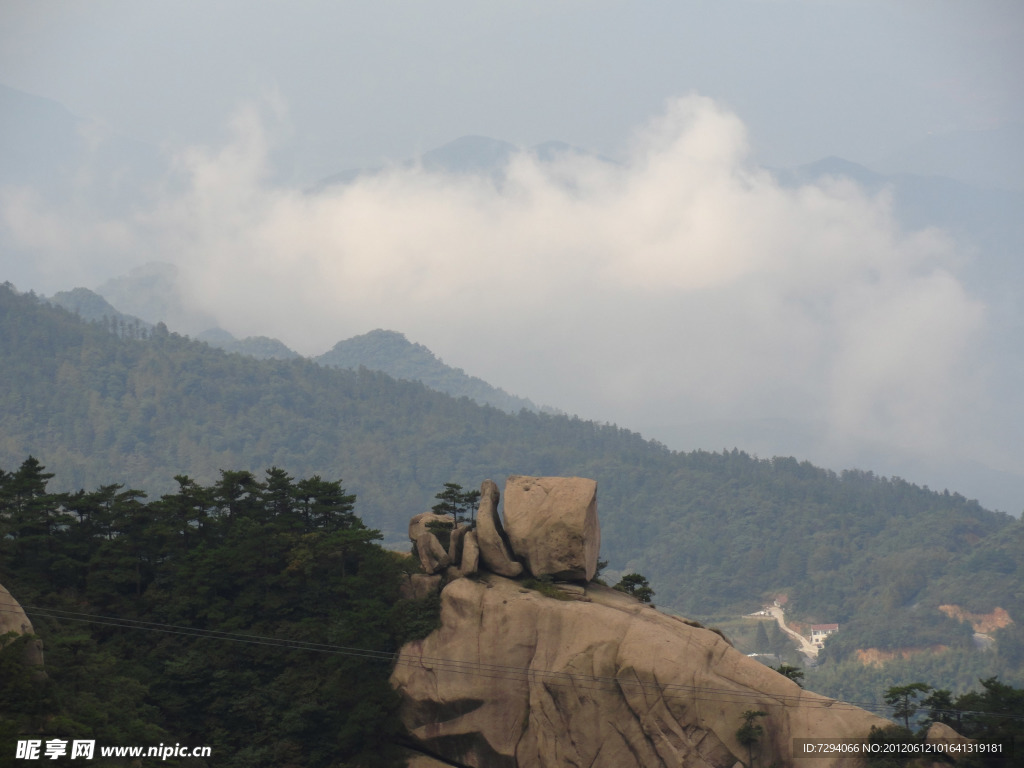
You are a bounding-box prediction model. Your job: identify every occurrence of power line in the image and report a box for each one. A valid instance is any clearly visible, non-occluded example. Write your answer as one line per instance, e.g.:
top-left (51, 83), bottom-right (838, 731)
top-left (1, 602), bottom-right (396, 662)
top-left (4, 601), bottom-right (1022, 723)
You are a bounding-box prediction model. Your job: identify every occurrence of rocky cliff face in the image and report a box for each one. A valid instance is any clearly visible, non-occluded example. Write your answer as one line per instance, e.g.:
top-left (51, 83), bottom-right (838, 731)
top-left (391, 477), bottom-right (889, 768)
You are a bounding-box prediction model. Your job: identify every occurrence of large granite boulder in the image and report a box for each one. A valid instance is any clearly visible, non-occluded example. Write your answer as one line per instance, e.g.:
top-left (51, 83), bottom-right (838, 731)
top-left (926, 722), bottom-right (973, 747)
top-left (503, 475), bottom-right (600, 582)
top-left (474, 480), bottom-right (523, 578)
top-left (448, 525), bottom-right (470, 565)
top-left (460, 531), bottom-right (480, 576)
top-left (415, 532), bottom-right (451, 575)
top-left (392, 575), bottom-right (888, 768)
top-left (404, 752), bottom-right (453, 768)
top-left (399, 573), bottom-right (443, 601)
top-left (0, 582), bottom-right (44, 667)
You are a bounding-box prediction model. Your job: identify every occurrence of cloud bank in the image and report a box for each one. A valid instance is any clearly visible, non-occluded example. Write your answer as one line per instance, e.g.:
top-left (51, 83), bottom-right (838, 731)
top-left (4, 95), bottom-right (1014, 508)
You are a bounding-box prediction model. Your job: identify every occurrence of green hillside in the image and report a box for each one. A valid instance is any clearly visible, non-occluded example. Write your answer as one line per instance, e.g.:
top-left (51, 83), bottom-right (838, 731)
top-left (49, 287), bottom-right (149, 328)
top-left (2, 282), bottom-right (1022, 701)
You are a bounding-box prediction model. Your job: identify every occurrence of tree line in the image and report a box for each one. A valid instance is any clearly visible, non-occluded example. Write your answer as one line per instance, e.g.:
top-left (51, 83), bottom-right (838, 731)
top-left (867, 679), bottom-right (1024, 768)
top-left (0, 457), bottom-right (438, 767)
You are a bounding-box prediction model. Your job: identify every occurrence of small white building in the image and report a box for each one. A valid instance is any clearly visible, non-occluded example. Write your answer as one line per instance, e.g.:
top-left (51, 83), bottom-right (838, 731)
top-left (810, 623), bottom-right (839, 648)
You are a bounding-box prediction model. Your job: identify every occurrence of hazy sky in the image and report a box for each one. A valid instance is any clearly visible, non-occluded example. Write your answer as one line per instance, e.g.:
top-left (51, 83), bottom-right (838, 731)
top-left (2, 1), bottom-right (1022, 179)
top-left (1, 1), bottom-right (1022, 512)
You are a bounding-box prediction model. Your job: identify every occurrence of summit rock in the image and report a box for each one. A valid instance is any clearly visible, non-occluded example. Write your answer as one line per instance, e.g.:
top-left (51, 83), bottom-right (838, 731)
top-left (503, 475), bottom-right (599, 582)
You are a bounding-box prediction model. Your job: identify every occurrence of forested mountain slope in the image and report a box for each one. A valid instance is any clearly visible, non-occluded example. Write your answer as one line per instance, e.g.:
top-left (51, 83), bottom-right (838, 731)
top-left (53, 274), bottom-right (536, 405)
top-left (2, 282), bottom-right (1022, 677)
top-left (49, 287), bottom-right (151, 331)
top-left (315, 328), bottom-right (539, 414)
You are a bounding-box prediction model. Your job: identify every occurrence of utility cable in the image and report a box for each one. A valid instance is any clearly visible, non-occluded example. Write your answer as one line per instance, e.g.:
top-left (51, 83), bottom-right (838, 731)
top-left (3, 601), bottom-right (1022, 723)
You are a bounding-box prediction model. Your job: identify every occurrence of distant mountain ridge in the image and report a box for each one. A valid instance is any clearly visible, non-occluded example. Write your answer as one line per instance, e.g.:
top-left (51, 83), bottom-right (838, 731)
top-left (49, 277), bottom-right (540, 412)
top-left (312, 134), bottom-right (612, 191)
top-left (195, 328), bottom-right (300, 361)
top-left (0, 83), bottom-right (163, 215)
top-left (315, 329), bottom-right (539, 413)
top-left (48, 287), bottom-right (151, 330)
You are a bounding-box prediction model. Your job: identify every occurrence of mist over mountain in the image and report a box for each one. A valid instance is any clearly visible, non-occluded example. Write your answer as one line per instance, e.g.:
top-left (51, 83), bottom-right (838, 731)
top-left (49, 286), bottom-right (150, 329)
top-left (53, 276), bottom-right (539, 409)
top-left (195, 328), bottom-right (300, 360)
top-left (0, 84), bottom-right (81, 191)
top-left (93, 262), bottom-right (219, 337)
top-left (0, 84), bottom-right (161, 205)
top-left (312, 134), bottom-right (609, 191)
top-left (1, 85), bottom-right (1022, 516)
top-left (775, 156), bottom-right (1024, 319)
top-left (0, 82), bottom-right (164, 271)
top-left (876, 123), bottom-right (1024, 192)
top-left (58, 270), bottom-right (539, 409)
top-left (3, 7), bottom-right (1021, 759)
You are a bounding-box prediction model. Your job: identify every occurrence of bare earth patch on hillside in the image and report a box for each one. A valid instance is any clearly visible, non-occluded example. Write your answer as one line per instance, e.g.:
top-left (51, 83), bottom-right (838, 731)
top-left (939, 604), bottom-right (1014, 633)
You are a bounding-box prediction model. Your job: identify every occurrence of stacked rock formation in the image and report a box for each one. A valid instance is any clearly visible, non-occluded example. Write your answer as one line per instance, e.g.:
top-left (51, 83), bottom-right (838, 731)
top-left (392, 476), bottom-right (892, 768)
top-left (404, 476), bottom-right (598, 587)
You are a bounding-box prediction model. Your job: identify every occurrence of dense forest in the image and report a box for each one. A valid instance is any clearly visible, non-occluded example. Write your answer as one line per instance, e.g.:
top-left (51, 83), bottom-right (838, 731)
top-left (2, 282), bottom-right (1023, 704)
top-left (0, 458), bottom-right (434, 767)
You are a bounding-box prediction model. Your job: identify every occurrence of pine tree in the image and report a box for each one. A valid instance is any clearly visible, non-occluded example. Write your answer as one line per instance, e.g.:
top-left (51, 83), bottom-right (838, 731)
top-left (431, 482), bottom-right (481, 527)
top-left (884, 683), bottom-right (932, 730)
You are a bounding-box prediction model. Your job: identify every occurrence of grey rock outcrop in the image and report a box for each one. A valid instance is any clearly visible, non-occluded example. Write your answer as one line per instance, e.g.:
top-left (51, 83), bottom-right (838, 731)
top-left (474, 480), bottom-right (523, 578)
top-left (392, 575), bottom-right (889, 768)
top-left (503, 475), bottom-right (599, 582)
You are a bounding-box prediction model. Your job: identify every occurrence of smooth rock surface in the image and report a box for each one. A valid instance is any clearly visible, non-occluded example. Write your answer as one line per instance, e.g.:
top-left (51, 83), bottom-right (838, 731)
top-left (399, 573), bottom-right (443, 601)
top-left (926, 722), bottom-right (973, 746)
top-left (405, 752), bottom-right (455, 768)
top-left (460, 531), bottom-right (480, 576)
top-left (409, 512), bottom-right (454, 542)
top-left (392, 575), bottom-right (888, 768)
top-left (448, 525), bottom-right (469, 565)
top-left (503, 475), bottom-right (600, 582)
top-left (415, 532), bottom-right (451, 575)
top-left (474, 480), bottom-right (523, 578)
top-left (0, 582), bottom-right (44, 666)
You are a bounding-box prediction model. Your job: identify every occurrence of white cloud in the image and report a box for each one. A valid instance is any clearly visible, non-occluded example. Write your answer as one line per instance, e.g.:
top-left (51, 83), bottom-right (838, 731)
top-left (2, 95), bottom-right (1007, 503)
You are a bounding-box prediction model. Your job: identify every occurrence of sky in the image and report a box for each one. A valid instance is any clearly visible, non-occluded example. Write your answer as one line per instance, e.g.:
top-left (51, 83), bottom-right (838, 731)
top-left (2, 1), bottom-right (1022, 178)
top-left (1, 1), bottom-right (1022, 512)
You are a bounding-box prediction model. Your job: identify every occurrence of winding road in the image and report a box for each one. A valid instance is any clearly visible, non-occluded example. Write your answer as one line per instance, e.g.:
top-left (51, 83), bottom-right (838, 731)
top-left (765, 605), bottom-right (819, 658)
